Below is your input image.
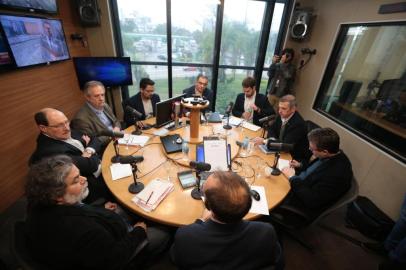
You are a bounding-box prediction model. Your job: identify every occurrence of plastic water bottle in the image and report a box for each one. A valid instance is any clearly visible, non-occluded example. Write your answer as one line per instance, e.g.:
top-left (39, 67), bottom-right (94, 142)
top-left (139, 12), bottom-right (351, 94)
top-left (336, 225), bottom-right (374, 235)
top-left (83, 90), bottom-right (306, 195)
top-left (182, 142), bottom-right (189, 161)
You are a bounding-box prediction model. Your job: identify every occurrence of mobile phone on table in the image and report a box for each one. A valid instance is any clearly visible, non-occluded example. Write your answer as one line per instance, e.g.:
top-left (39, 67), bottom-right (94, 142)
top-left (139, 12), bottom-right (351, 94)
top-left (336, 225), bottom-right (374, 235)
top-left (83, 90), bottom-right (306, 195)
top-left (177, 170), bottom-right (197, 189)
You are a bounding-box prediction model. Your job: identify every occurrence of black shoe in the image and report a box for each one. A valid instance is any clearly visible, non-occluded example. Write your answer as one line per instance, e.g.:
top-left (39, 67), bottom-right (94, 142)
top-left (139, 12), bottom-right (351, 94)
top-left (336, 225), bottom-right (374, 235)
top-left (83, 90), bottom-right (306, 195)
top-left (361, 242), bottom-right (387, 256)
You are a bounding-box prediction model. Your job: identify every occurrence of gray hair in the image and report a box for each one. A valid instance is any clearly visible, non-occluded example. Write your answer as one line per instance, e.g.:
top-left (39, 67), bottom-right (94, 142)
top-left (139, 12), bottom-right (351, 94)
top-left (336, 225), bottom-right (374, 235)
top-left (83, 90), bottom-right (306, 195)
top-left (83, 80), bottom-right (105, 95)
top-left (279, 94), bottom-right (297, 108)
top-left (26, 155), bottom-right (74, 210)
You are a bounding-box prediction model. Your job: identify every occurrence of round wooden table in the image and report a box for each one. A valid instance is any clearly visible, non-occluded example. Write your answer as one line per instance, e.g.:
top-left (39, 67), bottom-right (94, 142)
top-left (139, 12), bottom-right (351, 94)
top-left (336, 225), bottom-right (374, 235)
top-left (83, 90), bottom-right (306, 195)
top-left (102, 118), bottom-right (291, 227)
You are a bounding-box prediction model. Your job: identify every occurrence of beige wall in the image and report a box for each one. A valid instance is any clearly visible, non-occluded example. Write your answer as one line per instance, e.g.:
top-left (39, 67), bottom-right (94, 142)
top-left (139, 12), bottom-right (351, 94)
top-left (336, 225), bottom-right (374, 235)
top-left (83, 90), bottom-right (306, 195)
top-left (86, 0), bottom-right (406, 218)
top-left (286, 0), bottom-right (406, 218)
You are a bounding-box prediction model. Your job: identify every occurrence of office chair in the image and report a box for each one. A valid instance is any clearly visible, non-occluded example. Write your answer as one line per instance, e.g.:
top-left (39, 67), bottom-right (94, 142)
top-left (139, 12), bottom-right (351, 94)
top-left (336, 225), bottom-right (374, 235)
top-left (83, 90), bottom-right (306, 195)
top-left (305, 120), bottom-right (320, 133)
top-left (269, 177), bottom-right (359, 252)
top-left (12, 221), bottom-right (51, 270)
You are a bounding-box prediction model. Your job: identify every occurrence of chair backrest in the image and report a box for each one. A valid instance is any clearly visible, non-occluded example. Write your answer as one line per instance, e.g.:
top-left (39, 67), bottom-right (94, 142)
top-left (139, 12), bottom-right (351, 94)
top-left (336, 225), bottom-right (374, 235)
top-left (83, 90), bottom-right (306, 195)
top-left (12, 221), bottom-right (50, 270)
top-left (311, 177), bottom-right (359, 226)
top-left (305, 120), bottom-right (321, 134)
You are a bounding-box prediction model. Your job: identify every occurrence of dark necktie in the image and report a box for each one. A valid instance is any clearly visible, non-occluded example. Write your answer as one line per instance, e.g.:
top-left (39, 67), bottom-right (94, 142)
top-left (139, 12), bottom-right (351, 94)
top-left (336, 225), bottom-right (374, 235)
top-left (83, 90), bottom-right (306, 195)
top-left (279, 121), bottom-right (287, 140)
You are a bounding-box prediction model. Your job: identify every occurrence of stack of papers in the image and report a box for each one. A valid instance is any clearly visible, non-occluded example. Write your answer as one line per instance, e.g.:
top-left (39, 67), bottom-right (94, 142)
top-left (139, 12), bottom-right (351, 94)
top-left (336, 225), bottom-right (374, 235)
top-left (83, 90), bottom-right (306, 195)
top-left (277, 159), bottom-right (290, 171)
top-left (132, 179), bottom-right (174, 212)
top-left (118, 134), bottom-right (150, 146)
top-left (241, 121), bottom-right (261, 131)
top-left (249, 185), bottom-right (269, 215)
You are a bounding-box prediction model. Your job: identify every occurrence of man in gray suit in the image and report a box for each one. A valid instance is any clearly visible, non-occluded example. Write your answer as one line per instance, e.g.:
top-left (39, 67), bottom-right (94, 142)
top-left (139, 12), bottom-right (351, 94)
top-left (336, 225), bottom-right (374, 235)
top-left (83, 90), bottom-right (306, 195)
top-left (71, 81), bottom-right (121, 149)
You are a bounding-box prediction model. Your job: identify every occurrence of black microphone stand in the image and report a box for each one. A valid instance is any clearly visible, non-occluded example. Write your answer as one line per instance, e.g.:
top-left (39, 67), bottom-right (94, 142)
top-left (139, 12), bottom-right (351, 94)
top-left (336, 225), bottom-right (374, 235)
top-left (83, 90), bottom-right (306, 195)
top-left (191, 170), bottom-right (203, 200)
top-left (132, 115), bottom-right (142, 135)
top-left (271, 152), bottom-right (281, 176)
top-left (128, 163), bottom-right (144, 194)
top-left (223, 111), bottom-right (232, 130)
top-left (261, 121), bottom-right (270, 138)
top-left (111, 140), bottom-right (123, 163)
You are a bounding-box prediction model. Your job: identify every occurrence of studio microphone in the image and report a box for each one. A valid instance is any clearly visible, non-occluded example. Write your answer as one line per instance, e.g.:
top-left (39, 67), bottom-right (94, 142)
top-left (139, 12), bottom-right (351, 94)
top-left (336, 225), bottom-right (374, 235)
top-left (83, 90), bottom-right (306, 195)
top-left (259, 115), bottom-right (276, 125)
top-left (98, 129), bottom-right (125, 138)
top-left (119, 155), bottom-right (144, 164)
top-left (125, 106), bottom-right (143, 119)
top-left (225, 102), bottom-right (234, 115)
top-left (189, 161), bottom-right (211, 171)
top-left (267, 142), bottom-right (294, 152)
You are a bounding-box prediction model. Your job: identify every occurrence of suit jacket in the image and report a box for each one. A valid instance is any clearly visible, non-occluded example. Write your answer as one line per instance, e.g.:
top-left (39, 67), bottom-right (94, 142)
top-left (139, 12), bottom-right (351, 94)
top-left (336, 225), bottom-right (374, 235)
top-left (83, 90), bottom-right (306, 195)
top-left (267, 111), bottom-right (310, 161)
top-left (123, 92), bottom-right (161, 127)
top-left (283, 151), bottom-right (353, 219)
top-left (232, 93), bottom-right (274, 126)
top-left (171, 219), bottom-right (281, 270)
top-left (183, 86), bottom-right (214, 111)
top-left (30, 131), bottom-right (101, 177)
top-left (26, 204), bottom-right (147, 270)
top-left (71, 103), bottom-right (121, 148)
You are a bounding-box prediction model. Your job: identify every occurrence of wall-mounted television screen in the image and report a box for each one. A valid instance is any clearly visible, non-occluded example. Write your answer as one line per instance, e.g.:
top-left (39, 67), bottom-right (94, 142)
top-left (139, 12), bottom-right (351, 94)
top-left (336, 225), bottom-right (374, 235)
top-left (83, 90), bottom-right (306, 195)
top-left (0, 14), bottom-right (70, 68)
top-left (0, 33), bottom-right (13, 69)
top-left (0, 0), bottom-right (58, 14)
top-left (73, 57), bottom-right (133, 89)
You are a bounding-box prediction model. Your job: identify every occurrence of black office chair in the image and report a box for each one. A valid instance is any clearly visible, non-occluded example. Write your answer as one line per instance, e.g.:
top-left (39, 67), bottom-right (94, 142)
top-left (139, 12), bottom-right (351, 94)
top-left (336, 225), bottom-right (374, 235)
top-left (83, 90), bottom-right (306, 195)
top-left (305, 120), bottom-right (321, 133)
top-left (11, 221), bottom-right (51, 270)
top-left (269, 177), bottom-right (359, 252)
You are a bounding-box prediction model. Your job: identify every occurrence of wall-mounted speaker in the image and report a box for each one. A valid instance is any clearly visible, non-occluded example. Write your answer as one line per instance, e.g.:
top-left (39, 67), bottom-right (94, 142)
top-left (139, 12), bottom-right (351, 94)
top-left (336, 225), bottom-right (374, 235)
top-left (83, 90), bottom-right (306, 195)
top-left (76, 0), bottom-right (101, 27)
top-left (290, 10), bottom-right (312, 40)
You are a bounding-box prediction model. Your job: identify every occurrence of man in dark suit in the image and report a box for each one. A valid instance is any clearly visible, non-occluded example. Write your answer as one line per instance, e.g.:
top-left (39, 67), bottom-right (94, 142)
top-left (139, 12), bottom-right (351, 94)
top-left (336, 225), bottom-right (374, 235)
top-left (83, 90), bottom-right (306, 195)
top-left (254, 95), bottom-right (309, 162)
top-left (123, 78), bottom-right (161, 127)
top-left (232, 76), bottom-right (274, 126)
top-left (278, 127), bottom-right (353, 222)
top-left (183, 74), bottom-right (214, 111)
top-left (30, 108), bottom-right (108, 203)
top-left (25, 155), bottom-right (170, 270)
top-left (171, 171), bottom-right (282, 270)
top-left (71, 80), bottom-right (121, 149)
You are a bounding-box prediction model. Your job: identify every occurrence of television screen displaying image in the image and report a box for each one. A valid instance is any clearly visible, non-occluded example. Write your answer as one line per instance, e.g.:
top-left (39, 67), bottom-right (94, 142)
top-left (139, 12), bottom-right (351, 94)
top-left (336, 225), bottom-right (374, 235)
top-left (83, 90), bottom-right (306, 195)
top-left (0, 14), bottom-right (70, 68)
top-left (0, 0), bottom-right (58, 14)
top-left (73, 57), bottom-right (133, 89)
top-left (0, 34), bottom-right (13, 68)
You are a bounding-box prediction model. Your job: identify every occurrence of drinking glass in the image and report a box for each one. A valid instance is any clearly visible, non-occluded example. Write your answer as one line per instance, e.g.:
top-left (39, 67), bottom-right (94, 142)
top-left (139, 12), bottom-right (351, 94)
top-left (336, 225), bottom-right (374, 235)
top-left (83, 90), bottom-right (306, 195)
top-left (182, 142), bottom-right (189, 161)
top-left (163, 160), bottom-right (172, 182)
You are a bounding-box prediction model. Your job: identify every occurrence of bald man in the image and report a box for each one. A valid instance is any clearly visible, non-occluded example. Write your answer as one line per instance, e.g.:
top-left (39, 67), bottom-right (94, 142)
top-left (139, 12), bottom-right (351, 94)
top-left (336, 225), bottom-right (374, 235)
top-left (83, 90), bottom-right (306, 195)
top-left (171, 171), bottom-right (282, 270)
top-left (30, 108), bottom-right (109, 203)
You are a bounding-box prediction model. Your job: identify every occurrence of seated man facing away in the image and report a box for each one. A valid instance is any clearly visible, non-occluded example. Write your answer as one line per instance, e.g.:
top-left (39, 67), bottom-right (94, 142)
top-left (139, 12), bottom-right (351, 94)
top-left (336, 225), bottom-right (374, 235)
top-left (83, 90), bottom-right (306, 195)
top-left (25, 155), bottom-right (170, 270)
top-left (171, 171), bottom-right (282, 270)
top-left (123, 77), bottom-right (161, 127)
top-left (71, 80), bottom-right (121, 150)
top-left (276, 128), bottom-right (353, 223)
top-left (232, 76), bottom-right (274, 126)
top-left (30, 108), bottom-right (108, 203)
top-left (183, 74), bottom-right (214, 111)
top-left (254, 94), bottom-right (310, 162)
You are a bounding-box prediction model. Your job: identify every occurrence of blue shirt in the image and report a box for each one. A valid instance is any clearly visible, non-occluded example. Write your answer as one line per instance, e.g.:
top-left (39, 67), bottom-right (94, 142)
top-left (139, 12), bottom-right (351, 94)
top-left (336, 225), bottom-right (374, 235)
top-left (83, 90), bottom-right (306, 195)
top-left (87, 102), bottom-right (114, 130)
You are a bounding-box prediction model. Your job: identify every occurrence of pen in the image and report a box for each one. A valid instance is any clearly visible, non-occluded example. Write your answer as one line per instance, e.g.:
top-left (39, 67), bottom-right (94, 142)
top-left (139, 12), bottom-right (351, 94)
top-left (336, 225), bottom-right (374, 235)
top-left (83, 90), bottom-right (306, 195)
top-left (146, 191), bottom-right (154, 204)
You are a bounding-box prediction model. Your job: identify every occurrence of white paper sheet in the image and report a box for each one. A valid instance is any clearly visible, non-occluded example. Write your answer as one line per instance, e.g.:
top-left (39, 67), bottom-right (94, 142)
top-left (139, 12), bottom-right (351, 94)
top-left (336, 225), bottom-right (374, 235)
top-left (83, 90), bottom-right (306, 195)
top-left (249, 185), bottom-right (269, 215)
top-left (204, 139), bottom-right (228, 171)
top-left (110, 163), bottom-right (132, 180)
top-left (118, 134), bottom-right (150, 146)
top-left (277, 159), bottom-right (290, 171)
top-left (229, 116), bottom-right (242, 126)
top-left (241, 121), bottom-right (261, 131)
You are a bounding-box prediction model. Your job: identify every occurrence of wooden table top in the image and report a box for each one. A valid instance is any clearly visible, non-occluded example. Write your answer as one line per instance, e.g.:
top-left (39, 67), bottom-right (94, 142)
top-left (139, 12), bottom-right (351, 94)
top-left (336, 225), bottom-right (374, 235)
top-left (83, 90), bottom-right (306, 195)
top-left (101, 118), bottom-right (291, 227)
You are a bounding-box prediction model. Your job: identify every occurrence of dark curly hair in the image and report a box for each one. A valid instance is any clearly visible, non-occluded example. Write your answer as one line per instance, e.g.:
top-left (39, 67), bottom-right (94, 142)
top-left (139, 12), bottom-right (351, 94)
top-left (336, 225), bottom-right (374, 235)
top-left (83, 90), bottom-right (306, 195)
top-left (26, 155), bottom-right (73, 210)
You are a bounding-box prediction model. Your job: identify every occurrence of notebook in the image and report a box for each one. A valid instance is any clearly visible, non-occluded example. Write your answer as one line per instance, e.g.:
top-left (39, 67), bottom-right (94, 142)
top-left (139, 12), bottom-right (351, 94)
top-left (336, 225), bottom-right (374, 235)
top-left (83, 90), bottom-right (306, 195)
top-left (160, 134), bottom-right (183, 154)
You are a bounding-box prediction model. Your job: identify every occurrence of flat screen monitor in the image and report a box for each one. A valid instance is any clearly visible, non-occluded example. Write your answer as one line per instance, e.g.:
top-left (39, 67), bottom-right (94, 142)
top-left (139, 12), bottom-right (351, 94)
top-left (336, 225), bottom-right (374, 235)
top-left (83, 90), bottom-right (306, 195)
top-left (0, 14), bottom-right (70, 68)
top-left (0, 0), bottom-right (58, 14)
top-left (73, 57), bottom-right (133, 89)
top-left (155, 94), bottom-right (187, 127)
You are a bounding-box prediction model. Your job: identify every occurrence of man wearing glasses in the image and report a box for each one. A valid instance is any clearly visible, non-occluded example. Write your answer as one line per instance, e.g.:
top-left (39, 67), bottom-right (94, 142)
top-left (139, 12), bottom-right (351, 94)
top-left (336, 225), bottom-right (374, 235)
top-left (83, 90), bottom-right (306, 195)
top-left (123, 78), bottom-right (161, 127)
top-left (183, 74), bottom-right (214, 111)
top-left (30, 108), bottom-right (109, 203)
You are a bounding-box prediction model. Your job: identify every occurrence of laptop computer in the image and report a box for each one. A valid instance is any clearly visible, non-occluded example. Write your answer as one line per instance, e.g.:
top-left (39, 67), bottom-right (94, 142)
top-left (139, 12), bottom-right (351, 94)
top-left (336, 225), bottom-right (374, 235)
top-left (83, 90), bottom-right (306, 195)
top-left (160, 134), bottom-right (183, 154)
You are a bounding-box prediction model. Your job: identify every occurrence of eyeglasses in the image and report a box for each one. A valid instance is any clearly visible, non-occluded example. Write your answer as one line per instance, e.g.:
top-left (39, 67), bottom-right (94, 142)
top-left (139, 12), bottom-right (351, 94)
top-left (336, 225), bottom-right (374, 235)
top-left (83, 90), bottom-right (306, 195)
top-left (47, 120), bottom-right (70, 129)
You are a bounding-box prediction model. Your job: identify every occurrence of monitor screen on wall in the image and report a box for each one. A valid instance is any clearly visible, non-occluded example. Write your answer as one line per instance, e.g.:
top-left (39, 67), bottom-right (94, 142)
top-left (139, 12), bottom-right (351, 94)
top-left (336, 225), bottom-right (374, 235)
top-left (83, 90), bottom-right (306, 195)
top-left (0, 0), bottom-right (58, 14)
top-left (0, 14), bottom-right (70, 68)
top-left (73, 57), bottom-right (134, 89)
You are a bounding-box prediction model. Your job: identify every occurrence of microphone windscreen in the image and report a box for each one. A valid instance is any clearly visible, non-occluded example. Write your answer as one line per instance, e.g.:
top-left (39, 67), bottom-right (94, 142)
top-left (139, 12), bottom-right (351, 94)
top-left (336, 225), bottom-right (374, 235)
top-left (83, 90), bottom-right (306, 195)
top-left (125, 106), bottom-right (143, 119)
top-left (190, 161), bottom-right (211, 171)
top-left (98, 129), bottom-right (125, 138)
top-left (259, 115), bottom-right (276, 124)
top-left (267, 142), bottom-right (294, 151)
top-left (119, 155), bottom-right (144, 164)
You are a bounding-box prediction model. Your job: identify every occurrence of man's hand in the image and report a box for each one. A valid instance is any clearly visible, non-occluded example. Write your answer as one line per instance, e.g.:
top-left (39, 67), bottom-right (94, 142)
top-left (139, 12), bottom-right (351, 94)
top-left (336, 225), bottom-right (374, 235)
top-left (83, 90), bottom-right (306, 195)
top-left (250, 103), bottom-right (260, 112)
top-left (104, 201), bottom-right (118, 211)
top-left (134, 221), bottom-right (147, 232)
top-left (136, 121), bottom-right (145, 128)
top-left (113, 126), bottom-right (121, 132)
top-left (82, 135), bottom-right (90, 146)
top-left (289, 160), bottom-right (301, 169)
top-left (242, 111), bottom-right (252, 120)
top-left (282, 167), bottom-right (295, 178)
top-left (81, 151), bottom-right (92, 158)
top-left (253, 137), bottom-right (265, 145)
top-left (272, 55), bottom-right (280, 63)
